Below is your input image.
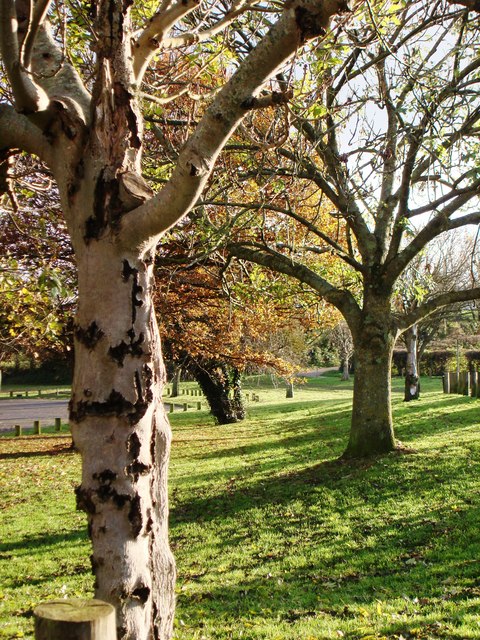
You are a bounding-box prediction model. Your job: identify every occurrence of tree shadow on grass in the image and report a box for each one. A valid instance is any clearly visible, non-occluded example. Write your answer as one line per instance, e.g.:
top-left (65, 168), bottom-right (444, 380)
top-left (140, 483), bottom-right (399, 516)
top-left (186, 411), bottom-right (352, 463)
top-left (173, 464), bottom-right (480, 638)
top-left (394, 398), bottom-right (480, 443)
top-left (0, 528), bottom-right (88, 555)
top-left (0, 435), bottom-right (74, 460)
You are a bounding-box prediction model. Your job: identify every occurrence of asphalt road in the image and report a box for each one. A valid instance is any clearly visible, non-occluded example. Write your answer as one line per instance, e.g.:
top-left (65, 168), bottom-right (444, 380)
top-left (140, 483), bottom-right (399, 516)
top-left (0, 369), bottom-right (337, 433)
top-left (0, 398), bottom-right (69, 431)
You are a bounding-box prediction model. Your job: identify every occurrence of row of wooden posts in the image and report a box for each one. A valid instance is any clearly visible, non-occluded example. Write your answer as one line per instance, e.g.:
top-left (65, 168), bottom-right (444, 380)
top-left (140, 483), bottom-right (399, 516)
top-left (443, 370), bottom-right (480, 398)
top-left (7, 388), bottom-right (68, 398)
top-left (14, 401), bottom-right (204, 435)
top-left (6, 386), bottom-right (263, 401)
top-left (14, 417), bottom-right (64, 436)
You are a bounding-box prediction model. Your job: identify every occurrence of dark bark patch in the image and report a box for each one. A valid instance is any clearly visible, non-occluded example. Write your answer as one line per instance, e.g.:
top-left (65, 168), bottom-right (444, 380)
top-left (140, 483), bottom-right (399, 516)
top-left (131, 272), bottom-right (144, 324)
top-left (240, 96), bottom-right (256, 110)
top-left (109, 332), bottom-right (144, 366)
top-left (127, 431), bottom-right (141, 459)
top-left (67, 160), bottom-right (85, 204)
top-left (70, 388), bottom-right (148, 424)
top-left (150, 424), bottom-right (156, 461)
top-left (114, 83), bottom-right (142, 150)
top-left (90, 554), bottom-right (104, 574)
top-left (86, 170), bottom-right (124, 241)
top-left (142, 364), bottom-right (154, 403)
top-left (75, 486), bottom-right (96, 514)
top-left (126, 460), bottom-right (150, 480)
top-left (132, 585), bottom-right (150, 603)
top-left (122, 259), bottom-right (138, 282)
top-left (295, 6), bottom-right (327, 42)
top-left (94, 482), bottom-right (130, 508)
top-left (93, 469), bottom-right (117, 484)
top-left (129, 494), bottom-right (143, 537)
top-left (152, 603), bottom-right (160, 640)
top-left (75, 321), bottom-right (104, 349)
top-left (145, 512), bottom-right (153, 534)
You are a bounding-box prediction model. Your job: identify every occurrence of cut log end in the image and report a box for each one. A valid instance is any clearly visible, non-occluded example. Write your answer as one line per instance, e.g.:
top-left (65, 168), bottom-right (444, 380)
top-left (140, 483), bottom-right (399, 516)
top-left (34, 599), bottom-right (116, 640)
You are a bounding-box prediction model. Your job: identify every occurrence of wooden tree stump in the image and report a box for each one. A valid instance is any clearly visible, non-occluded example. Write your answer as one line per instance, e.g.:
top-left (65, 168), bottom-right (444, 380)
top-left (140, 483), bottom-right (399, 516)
top-left (34, 599), bottom-right (116, 640)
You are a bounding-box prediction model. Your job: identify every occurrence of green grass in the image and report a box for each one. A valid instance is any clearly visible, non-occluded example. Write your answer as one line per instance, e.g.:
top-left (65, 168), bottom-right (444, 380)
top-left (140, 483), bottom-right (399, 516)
top-left (0, 385), bottom-right (71, 400)
top-left (1, 375), bottom-right (479, 639)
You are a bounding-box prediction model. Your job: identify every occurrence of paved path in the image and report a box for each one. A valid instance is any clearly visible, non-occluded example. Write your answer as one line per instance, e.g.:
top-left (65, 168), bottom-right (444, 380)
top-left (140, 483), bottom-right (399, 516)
top-left (0, 370), bottom-right (336, 432)
top-left (0, 398), bottom-right (191, 432)
top-left (0, 399), bottom-right (69, 431)
top-left (298, 367), bottom-right (338, 377)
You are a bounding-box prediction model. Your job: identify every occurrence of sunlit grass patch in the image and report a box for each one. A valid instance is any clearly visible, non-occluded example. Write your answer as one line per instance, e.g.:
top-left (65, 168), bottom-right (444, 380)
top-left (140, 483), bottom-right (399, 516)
top-left (1, 374), bottom-right (479, 639)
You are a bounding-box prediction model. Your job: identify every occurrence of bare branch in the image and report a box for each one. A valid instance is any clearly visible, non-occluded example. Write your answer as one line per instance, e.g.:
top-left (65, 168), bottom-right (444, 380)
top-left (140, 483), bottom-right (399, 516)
top-left (21, 0), bottom-right (52, 68)
top-left (240, 89), bottom-right (293, 110)
top-left (133, 0), bottom-right (202, 82)
top-left (121, 0), bottom-right (352, 250)
top-left (228, 241), bottom-right (362, 323)
top-left (447, 0), bottom-right (480, 11)
top-left (0, 0), bottom-right (50, 112)
top-left (0, 103), bottom-right (52, 160)
top-left (387, 194), bottom-right (480, 285)
top-left (400, 287), bottom-right (480, 330)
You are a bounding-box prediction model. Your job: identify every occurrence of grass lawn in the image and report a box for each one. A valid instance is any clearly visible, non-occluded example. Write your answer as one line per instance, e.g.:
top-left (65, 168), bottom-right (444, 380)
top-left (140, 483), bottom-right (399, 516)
top-left (0, 385), bottom-right (71, 400)
top-left (0, 373), bottom-right (479, 639)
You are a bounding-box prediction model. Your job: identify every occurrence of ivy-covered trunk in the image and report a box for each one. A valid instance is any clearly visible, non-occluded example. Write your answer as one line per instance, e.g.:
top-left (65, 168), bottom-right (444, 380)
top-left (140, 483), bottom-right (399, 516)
top-left (344, 292), bottom-right (397, 458)
top-left (190, 359), bottom-right (245, 424)
top-left (70, 242), bottom-right (175, 640)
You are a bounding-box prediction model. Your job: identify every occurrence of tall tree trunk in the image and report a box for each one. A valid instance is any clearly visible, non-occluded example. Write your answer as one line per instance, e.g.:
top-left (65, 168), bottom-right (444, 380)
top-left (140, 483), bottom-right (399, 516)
top-left (341, 357), bottom-right (350, 381)
top-left (286, 379), bottom-right (294, 398)
top-left (171, 367), bottom-right (181, 397)
top-left (190, 359), bottom-right (245, 424)
top-left (343, 293), bottom-right (397, 458)
top-left (70, 242), bottom-right (175, 640)
top-left (404, 324), bottom-right (420, 401)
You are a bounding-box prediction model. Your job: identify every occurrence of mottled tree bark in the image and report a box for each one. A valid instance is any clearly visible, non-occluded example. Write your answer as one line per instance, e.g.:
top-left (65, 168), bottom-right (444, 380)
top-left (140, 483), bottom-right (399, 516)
top-left (70, 245), bottom-right (175, 639)
top-left (343, 293), bottom-right (397, 458)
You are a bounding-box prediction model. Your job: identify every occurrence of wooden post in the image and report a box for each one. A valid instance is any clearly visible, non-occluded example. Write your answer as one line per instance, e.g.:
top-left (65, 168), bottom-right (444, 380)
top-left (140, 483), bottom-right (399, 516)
top-left (15, 424), bottom-right (22, 436)
top-left (442, 374), bottom-right (449, 394)
top-left (38, 389), bottom-right (42, 397)
top-left (196, 402), bottom-right (201, 410)
top-left (33, 420), bottom-right (41, 434)
top-left (169, 403), bottom-right (174, 413)
top-left (34, 598), bottom-right (116, 640)
top-left (183, 403), bottom-right (188, 411)
top-left (473, 371), bottom-right (480, 398)
top-left (9, 390), bottom-right (13, 398)
top-left (449, 371), bottom-right (457, 394)
top-left (55, 418), bottom-right (62, 432)
top-left (25, 390), bottom-right (29, 398)
top-left (464, 372), bottom-right (471, 396)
